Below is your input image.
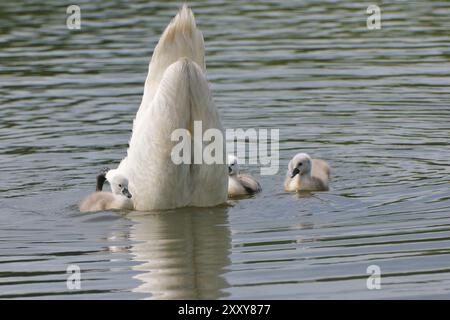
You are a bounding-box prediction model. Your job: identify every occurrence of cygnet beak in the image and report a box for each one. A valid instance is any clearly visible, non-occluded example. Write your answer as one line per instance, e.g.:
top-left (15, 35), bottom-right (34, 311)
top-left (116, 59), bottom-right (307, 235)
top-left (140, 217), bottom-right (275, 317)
top-left (122, 187), bottom-right (132, 199)
top-left (291, 168), bottom-right (300, 178)
top-left (228, 166), bottom-right (232, 174)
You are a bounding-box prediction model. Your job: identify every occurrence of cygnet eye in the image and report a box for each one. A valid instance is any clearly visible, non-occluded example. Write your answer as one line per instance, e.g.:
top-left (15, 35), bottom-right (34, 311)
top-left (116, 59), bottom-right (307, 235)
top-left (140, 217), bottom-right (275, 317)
top-left (298, 163), bottom-right (303, 166)
top-left (119, 184), bottom-right (122, 188)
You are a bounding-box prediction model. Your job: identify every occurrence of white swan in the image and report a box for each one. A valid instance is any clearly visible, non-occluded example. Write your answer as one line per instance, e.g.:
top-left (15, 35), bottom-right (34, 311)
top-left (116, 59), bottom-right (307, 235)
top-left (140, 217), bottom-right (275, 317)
top-left (79, 168), bottom-right (133, 212)
top-left (227, 155), bottom-right (261, 197)
top-left (92, 5), bottom-right (227, 211)
top-left (284, 153), bottom-right (330, 192)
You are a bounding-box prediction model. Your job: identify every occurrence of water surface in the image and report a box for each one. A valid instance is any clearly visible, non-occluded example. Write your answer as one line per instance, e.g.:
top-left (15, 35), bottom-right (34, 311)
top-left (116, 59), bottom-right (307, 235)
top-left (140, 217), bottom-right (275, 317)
top-left (0, 0), bottom-right (449, 299)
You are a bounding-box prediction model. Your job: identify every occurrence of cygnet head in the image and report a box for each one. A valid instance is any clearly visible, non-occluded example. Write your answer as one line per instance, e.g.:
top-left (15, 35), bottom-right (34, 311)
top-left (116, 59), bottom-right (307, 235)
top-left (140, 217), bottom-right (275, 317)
top-left (228, 154), bottom-right (240, 176)
top-left (289, 153), bottom-right (312, 178)
top-left (105, 169), bottom-right (132, 199)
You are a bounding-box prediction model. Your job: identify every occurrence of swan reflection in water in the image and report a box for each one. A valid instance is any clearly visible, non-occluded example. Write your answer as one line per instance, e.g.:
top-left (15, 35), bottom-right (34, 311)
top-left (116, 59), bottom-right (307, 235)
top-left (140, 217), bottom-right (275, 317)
top-left (120, 206), bottom-right (231, 299)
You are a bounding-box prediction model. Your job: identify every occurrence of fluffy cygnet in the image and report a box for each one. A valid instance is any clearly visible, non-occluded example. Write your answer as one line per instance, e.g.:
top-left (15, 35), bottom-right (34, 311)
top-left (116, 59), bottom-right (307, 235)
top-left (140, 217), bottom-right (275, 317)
top-left (284, 153), bottom-right (330, 192)
top-left (79, 168), bottom-right (133, 212)
top-left (228, 155), bottom-right (261, 197)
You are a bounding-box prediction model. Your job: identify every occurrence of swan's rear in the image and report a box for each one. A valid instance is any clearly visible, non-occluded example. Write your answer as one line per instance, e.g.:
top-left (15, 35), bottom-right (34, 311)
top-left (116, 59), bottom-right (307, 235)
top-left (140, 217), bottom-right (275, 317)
top-left (116, 5), bottom-right (228, 211)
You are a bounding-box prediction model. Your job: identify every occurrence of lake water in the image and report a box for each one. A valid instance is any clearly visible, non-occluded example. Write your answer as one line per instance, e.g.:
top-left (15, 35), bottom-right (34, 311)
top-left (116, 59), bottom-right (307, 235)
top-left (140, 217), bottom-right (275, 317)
top-left (0, 0), bottom-right (449, 299)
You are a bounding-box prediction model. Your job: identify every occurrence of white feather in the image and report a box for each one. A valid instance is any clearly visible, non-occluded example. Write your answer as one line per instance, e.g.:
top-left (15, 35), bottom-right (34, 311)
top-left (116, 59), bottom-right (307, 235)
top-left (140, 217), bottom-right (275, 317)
top-left (114, 5), bottom-right (227, 211)
top-left (134, 4), bottom-right (205, 129)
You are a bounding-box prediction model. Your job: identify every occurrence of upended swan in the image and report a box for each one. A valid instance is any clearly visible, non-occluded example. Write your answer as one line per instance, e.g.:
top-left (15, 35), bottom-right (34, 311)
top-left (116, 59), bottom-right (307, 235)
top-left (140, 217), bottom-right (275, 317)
top-left (79, 168), bottom-right (133, 212)
top-left (80, 5), bottom-right (228, 211)
top-left (284, 153), bottom-right (330, 192)
top-left (228, 155), bottom-right (261, 197)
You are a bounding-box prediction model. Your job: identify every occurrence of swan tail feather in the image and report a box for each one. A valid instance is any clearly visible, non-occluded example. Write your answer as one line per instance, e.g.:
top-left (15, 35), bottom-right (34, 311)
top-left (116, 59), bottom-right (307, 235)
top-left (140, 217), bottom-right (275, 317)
top-left (157, 4), bottom-right (205, 70)
top-left (138, 4), bottom-right (205, 116)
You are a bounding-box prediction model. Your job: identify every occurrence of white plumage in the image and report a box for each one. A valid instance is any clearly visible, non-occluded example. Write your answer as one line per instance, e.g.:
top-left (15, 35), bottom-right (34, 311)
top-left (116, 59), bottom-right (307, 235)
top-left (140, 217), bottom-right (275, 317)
top-left (95, 5), bottom-right (228, 211)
